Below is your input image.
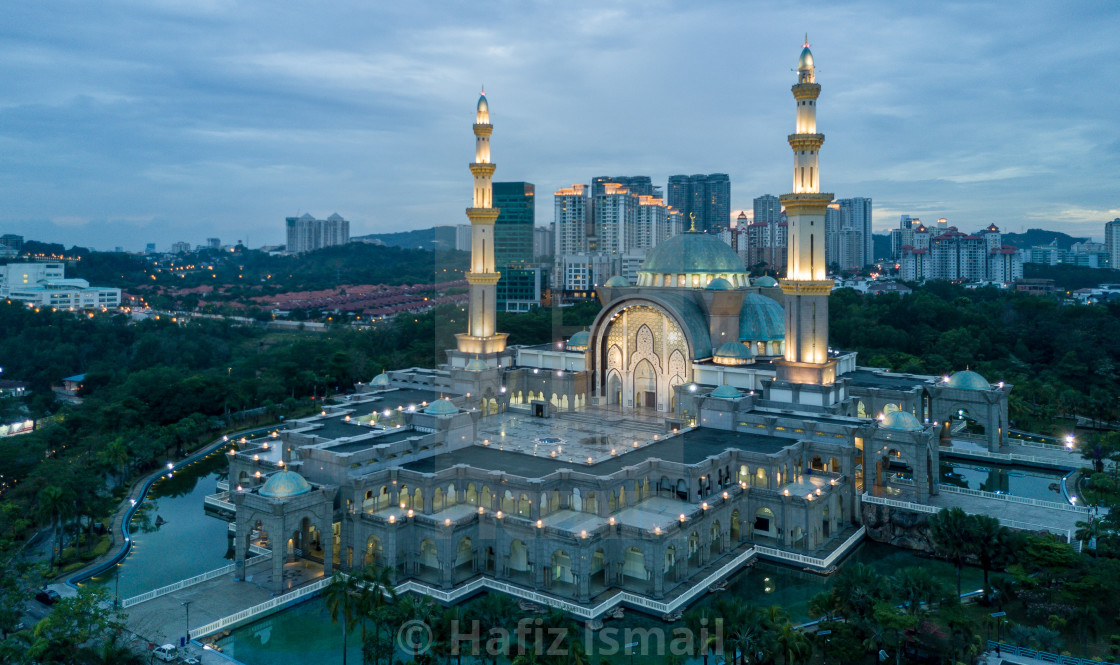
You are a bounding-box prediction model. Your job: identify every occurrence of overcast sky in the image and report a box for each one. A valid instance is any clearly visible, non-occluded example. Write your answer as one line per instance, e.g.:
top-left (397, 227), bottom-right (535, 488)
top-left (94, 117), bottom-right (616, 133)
top-left (2, 0), bottom-right (1118, 250)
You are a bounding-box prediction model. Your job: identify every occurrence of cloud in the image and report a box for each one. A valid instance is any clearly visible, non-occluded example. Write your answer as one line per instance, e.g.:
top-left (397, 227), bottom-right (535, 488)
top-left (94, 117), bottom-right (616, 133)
top-left (0, 0), bottom-right (1118, 249)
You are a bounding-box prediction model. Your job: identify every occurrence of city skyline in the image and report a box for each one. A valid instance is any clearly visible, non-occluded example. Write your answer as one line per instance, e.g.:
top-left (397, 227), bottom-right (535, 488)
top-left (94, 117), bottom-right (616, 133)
top-left (2, 1), bottom-right (1118, 250)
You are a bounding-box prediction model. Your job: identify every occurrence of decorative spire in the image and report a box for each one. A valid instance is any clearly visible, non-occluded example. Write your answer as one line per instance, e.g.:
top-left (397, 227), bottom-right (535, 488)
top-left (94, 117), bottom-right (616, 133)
top-left (689, 212), bottom-right (697, 232)
top-left (804, 33), bottom-right (809, 48)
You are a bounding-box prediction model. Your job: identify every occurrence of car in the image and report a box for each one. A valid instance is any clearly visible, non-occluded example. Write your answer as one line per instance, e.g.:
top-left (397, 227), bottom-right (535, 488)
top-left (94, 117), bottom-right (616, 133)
top-left (34, 590), bottom-right (61, 606)
top-left (151, 644), bottom-right (177, 662)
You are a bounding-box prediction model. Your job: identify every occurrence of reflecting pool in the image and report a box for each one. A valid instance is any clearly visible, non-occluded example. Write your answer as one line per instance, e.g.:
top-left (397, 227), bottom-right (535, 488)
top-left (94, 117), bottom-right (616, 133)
top-left (90, 448), bottom-right (234, 599)
top-left (939, 460), bottom-right (1068, 502)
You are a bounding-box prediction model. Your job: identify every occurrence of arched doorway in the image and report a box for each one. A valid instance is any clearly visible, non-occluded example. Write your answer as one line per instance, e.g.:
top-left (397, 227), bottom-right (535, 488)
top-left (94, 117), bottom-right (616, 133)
top-left (754, 507), bottom-right (776, 538)
top-left (622, 547), bottom-right (646, 586)
top-left (634, 359), bottom-right (656, 410)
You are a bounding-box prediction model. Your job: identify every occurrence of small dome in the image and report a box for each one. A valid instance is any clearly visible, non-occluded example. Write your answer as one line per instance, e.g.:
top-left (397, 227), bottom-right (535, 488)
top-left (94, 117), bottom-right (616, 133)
top-left (425, 398), bottom-right (459, 416)
top-left (880, 411), bottom-right (923, 432)
top-left (477, 93), bottom-right (488, 114)
top-left (566, 330), bottom-right (590, 351)
top-left (709, 384), bottom-right (742, 399)
top-left (259, 471), bottom-right (312, 499)
top-left (947, 370), bottom-right (990, 390)
top-left (604, 276), bottom-right (630, 287)
top-left (715, 342), bottom-right (753, 360)
top-left (639, 232), bottom-right (748, 278)
top-left (465, 358), bottom-right (488, 371)
top-left (371, 372), bottom-right (390, 387)
top-left (798, 46), bottom-right (814, 70)
top-left (754, 276), bottom-right (778, 288)
top-left (706, 277), bottom-right (733, 290)
top-left (739, 293), bottom-right (785, 342)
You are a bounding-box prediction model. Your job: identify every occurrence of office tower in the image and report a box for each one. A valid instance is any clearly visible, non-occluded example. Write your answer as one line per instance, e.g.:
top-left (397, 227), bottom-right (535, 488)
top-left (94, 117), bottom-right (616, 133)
top-left (493, 182), bottom-right (535, 266)
top-left (666, 173), bottom-right (731, 233)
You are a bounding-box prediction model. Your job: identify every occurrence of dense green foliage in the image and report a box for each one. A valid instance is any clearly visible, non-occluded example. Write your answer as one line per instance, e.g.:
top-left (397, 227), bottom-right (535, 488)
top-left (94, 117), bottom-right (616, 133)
top-left (830, 284), bottom-right (1120, 433)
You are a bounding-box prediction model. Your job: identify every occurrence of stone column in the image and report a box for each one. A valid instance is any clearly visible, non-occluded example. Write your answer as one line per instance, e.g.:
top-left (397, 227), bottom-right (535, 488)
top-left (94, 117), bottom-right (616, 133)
top-left (321, 515), bottom-right (334, 577)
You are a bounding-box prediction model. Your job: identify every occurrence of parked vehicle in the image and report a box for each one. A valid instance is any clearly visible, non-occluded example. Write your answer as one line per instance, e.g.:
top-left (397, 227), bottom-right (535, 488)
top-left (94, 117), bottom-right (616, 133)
top-left (151, 644), bottom-right (177, 662)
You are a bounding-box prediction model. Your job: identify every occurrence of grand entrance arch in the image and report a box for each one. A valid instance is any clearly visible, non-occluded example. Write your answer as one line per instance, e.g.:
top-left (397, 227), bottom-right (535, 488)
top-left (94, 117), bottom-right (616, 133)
top-left (589, 298), bottom-right (704, 412)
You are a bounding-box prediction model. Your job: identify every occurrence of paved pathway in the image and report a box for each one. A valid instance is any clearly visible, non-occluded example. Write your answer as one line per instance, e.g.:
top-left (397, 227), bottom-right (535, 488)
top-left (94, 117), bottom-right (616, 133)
top-left (124, 557), bottom-right (324, 648)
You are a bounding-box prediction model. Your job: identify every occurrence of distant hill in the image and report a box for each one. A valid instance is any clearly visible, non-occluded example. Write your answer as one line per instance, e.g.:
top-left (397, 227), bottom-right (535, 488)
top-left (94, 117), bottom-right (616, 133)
top-left (354, 226), bottom-right (458, 250)
top-left (1001, 228), bottom-right (1088, 250)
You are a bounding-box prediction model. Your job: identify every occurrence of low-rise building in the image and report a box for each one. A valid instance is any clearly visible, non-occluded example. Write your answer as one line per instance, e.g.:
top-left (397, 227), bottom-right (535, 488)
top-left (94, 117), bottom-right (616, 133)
top-left (0, 263), bottom-right (121, 310)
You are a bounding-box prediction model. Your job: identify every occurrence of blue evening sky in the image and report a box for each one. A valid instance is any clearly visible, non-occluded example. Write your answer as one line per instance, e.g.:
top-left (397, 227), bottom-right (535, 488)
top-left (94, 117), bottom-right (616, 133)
top-left (1, 1), bottom-right (1117, 250)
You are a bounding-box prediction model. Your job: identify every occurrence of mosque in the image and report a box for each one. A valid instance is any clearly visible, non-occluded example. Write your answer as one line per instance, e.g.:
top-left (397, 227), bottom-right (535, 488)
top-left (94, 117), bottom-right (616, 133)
top-left (222, 42), bottom-right (1011, 612)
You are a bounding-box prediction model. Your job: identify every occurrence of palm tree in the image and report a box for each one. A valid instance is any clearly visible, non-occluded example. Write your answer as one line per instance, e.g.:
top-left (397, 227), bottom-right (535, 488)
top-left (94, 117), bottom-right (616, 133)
top-left (807, 590), bottom-right (841, 623)
top-left (683, 606), bottom-right (720, 665)
top-left (324, 573), bottom-right (360, 665)
top-left (775, 623), bottom-right (812, 665)
top-left (36, 485), bottom-right (73, 569)
top-left (830, 562), bottom-right (888, 623)
top-left (927, 507), bottom-right (976, 598)
top-left (971, 514), bottom-right (1012, 603)
top-left (1075, 516), bottom-right (1100, 549)
top-left (891, 567), bottom-right (941, 616)
top-left (356, 565), bottom-right (397, 665)
top-left (468, 593), bottom-right (517, 665)
top-left (100, 438), bottom-right (131, 489)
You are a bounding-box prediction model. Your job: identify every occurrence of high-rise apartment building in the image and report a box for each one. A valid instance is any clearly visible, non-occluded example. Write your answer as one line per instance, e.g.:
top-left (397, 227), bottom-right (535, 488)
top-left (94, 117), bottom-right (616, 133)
top-left (899, 221), bottom-right (1022, 284)
top-left (666, 173), bottom-right (730, 233)
top-left (753, 195), bottom-right (781, 226)
top-left (745, 194), bottom-right (786, 270)
top-left (285, 213), bottom-right (351, 254)
top-left (554, 185), bottom-right (590, 257)
top-left (533, 225), bottom-right (553, 259)
top-left (832, 197), bottom-right (873, 269)
top-left (492, 182), bottom-right (535, 266)
top-left (1106, 218), bottom-right (1120, 270)
top-left (591, 176), bottom-right (659, 198)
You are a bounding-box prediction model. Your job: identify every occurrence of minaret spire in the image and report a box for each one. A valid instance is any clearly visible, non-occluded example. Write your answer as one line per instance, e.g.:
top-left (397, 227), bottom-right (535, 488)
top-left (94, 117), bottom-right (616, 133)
top-left (456, 90), bottom-right (507, 356)
top-left (777, 39), bottom-right (837, 392)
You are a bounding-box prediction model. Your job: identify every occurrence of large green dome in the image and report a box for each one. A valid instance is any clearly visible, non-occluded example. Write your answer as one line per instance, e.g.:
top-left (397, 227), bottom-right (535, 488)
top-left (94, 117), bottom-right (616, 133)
top-left (880, 411), bottom-right (923, 432)
top-left (637, 232), bottom-right (748, 287)
top-left (259, 471), bottom-right (312, 499)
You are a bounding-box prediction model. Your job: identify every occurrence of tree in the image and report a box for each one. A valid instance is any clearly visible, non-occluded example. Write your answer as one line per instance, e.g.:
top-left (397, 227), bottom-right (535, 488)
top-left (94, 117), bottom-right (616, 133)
top-left (971, 514), bottom-right (1013, 604)
top-left (355, 565), bottom-right (396, 665)
top-left (891, 566), bottom-right (943, 616)
top-left (927, 507), bottom-right (975, 598)
top-left (775, 622), bottom-right (812, 665)
top-left (28, 585), bottom-right (127, 663)
top-left (324, 573), bottom-right (360, 665)
top-left (35, 485), bottom-right (73, 570)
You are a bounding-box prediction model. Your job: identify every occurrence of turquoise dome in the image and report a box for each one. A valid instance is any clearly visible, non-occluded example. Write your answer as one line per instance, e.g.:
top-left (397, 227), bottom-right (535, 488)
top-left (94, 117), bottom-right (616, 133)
top-left (947, 370), bottom-right (990, 390)
top-left (715, 342), bottom-right (753, 360)
top-left (477, 93), bottom-right (489, 115)
top-left (425, 398), bottom-right (459, 415)
top-left (465, 358), bottom-right (488, 371)
top-left (754, 276), bottom-right (778, 288)
top-left (706, 277), bottom-right (733, 290)
top-left (739, 293), bottom-right (785, 341)
top-left (371, 372), bottom-right (390, 387)
top-left (638, 232), bottom-right (747, 277)
top-left (880, 411), bottom-right (923, 432)
top-left (604, 276), bottom-right (630, 287)
top-left (709, 385), bottom-right (742, 399)
top-left (566, 330), bottom-right (590, 350)
top-left (259, 471), bottom-right (312, 499)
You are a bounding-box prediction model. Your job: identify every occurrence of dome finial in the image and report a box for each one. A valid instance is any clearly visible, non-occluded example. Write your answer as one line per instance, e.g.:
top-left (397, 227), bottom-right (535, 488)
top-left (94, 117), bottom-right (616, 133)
top-left (689, 212), bottom-right (697, 232)
top-left (480, 84), bottom-right (485, 96)
top-left (804, 33), bottom-right (809, 48)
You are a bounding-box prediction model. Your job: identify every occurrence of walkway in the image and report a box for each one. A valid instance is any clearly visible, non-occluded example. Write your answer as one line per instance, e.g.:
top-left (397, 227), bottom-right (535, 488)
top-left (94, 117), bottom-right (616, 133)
top-left (124, 557), bottom-right (324, 648)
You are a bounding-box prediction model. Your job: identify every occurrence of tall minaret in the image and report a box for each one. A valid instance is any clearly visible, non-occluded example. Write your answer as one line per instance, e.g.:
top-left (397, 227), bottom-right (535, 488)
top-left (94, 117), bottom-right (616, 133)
top-left (777, 37), bottom-right (837, 388)
top-left (456, 90), bottom-right (508, 356)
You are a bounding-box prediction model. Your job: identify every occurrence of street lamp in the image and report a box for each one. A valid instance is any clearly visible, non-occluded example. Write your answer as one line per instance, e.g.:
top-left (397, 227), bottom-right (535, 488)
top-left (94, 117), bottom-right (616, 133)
top-left (991, 611), bottom-right (1006, 655)
top-left (182, 601), bottom-right (192, 645)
